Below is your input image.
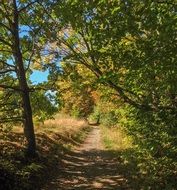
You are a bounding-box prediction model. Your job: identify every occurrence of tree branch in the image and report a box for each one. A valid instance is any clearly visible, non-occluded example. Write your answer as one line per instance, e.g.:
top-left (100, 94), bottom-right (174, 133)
top-left (0, 6), bottom-right (13, 25)
top-left (0, 22), bottom-right (13, 33)
top-left (0, 37), bottom-right (12, 47)
top-left (155, 0), bottom-right (176, 5)
top-left (18, 0), bottom-right (41, 13)
top-left (0, 84), bottom-right (21, 91)
top-left (0, 49), bottom-right (14, 54)
top-left (0, 60), bottom-right (16, 68)
top-left (0, 117), bottom-right (23, 123)
top-left (59, 34), bottom-right (152, 110)
top-left (0, 69), bottom-right (16, 75)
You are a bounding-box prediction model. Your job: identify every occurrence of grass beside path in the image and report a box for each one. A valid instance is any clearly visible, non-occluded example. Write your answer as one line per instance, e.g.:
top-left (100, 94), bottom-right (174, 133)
top-left (0, 115), bottom-right (91, 190)
top-left (100, 125), bottom-right (177, 190)
top-left (101, 125), bottom-right (132, 151)
top-left (100, 125), bottom-right (149, 189)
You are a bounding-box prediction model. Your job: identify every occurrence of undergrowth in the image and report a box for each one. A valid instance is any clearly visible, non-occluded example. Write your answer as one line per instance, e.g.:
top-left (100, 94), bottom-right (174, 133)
top-left (101, 125), bottom-right (177, 190)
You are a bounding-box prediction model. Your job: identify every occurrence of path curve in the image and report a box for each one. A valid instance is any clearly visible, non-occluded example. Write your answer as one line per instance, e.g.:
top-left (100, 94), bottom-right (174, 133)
top-left (42, 126), bottom-right (130, 190)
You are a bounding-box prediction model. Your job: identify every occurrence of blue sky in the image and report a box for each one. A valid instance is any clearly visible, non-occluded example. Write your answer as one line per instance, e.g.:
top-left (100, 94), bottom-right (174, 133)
top-left (30, 70), bottom-right (49, 84)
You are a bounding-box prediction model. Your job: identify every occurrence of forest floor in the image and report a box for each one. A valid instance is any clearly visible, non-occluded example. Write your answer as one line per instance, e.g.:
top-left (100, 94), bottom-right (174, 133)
top-left (42, 126), bottom-right (132, 190)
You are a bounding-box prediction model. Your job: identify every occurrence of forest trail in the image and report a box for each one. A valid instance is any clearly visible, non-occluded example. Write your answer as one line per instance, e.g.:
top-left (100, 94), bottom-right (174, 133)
top-left (42, 126), bottom-right (130, 190)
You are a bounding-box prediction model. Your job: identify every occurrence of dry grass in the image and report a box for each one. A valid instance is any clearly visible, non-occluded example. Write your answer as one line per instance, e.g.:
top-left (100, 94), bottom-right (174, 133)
top-left (3, 114), bottom-right (89, 156)
top-left (12, 114), bottom-right (88, 136)
top-left (37, 114), bottom-right (87, 135)
top-left (0, 114), bottom-right (90, 190)
top-left (101, 125), bottom-right (132, 150)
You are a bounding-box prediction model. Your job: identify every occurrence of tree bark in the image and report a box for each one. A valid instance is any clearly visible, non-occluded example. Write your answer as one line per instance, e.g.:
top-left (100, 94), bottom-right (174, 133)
top-left (12, 0), bottom-right (36, 157)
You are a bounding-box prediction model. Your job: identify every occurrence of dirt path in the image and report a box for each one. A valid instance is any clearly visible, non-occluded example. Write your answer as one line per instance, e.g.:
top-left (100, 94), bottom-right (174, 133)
top-left (42, 126), bottom-right (130, 190)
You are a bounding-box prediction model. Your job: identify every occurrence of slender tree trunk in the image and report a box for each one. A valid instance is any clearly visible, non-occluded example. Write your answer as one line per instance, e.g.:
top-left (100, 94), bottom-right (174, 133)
top-left (12, 0), bottom-right (36, 157)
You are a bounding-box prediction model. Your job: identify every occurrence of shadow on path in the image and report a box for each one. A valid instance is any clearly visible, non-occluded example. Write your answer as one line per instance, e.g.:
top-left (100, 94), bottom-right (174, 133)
top-left (42, 127), bottom-right (139, 190)
top-left (43, 150), bottom-right (135, 190)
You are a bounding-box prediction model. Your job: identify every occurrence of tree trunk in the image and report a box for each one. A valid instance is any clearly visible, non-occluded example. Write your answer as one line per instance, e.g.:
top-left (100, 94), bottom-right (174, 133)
top-left (12, 0), bottom-right (36, 157)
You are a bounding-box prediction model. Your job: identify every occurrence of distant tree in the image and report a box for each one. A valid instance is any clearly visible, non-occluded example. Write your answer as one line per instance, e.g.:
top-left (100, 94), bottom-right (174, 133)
top-left (58, 63), bottom-right (95, 118)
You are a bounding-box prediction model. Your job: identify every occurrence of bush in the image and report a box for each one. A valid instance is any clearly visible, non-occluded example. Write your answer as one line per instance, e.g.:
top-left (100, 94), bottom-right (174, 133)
top-left (116, 105), bottom-right (177, 189)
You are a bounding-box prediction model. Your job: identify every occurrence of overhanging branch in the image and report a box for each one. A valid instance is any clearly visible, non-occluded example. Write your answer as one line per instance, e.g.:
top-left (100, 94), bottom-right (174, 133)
top-left (18, 0), bottom-right (41, 13)
top-left (0, 69), bottom-right (16, 74)
top-left (0, 22), bottom-right (13, 33)
top-left (0, 84), bottom-right (21, 91)
top-left (0, 59), bottom-right (16, 68)
top-left (0, 117), bottom-right (23, 123)
top-left (0, 37), bottom-right (12, 47)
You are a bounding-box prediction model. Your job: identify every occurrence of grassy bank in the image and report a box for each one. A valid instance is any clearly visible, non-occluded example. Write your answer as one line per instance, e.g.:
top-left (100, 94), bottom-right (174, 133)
top-left (101, 125), bottom-right (132, 151)
top-left (100, 125), bottom-right (177, 189)
top-left (0, 115), bottom-right (91, 190)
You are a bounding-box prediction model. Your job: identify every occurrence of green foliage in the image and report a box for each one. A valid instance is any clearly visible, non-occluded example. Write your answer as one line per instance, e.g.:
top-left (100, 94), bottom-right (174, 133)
top-left (101, 111), bottom-right (118, 127)
top-left (54, 0), bottom-right (177, 112)
top-left (70, 106), bottom-right (81, 118)
top-left (88, 106), bottom-right (100, 123)
top-left (116, 105), bottom-right (177, 189)
top-left (0, 158), bottom-right (46, 190)
top-left (89, 95), bottom-right (119, 126)
top-left (0, 124), bottom-right (13, 134)
top-left (89, 105), bottom-right (118, 126)
top-left (31, 91), bottom-right (58, 123)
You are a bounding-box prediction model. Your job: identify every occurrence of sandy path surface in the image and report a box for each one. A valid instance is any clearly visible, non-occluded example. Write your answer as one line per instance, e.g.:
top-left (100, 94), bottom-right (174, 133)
top-left (42, 126), bottom-right (130, 190)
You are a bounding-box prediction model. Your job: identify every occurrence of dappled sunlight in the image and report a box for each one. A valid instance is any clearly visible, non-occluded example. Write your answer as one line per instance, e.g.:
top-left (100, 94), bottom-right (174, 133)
top-left (42, 148), bottom-right (133, 190)
top-left (42, 127), bottom-right (134, 190)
